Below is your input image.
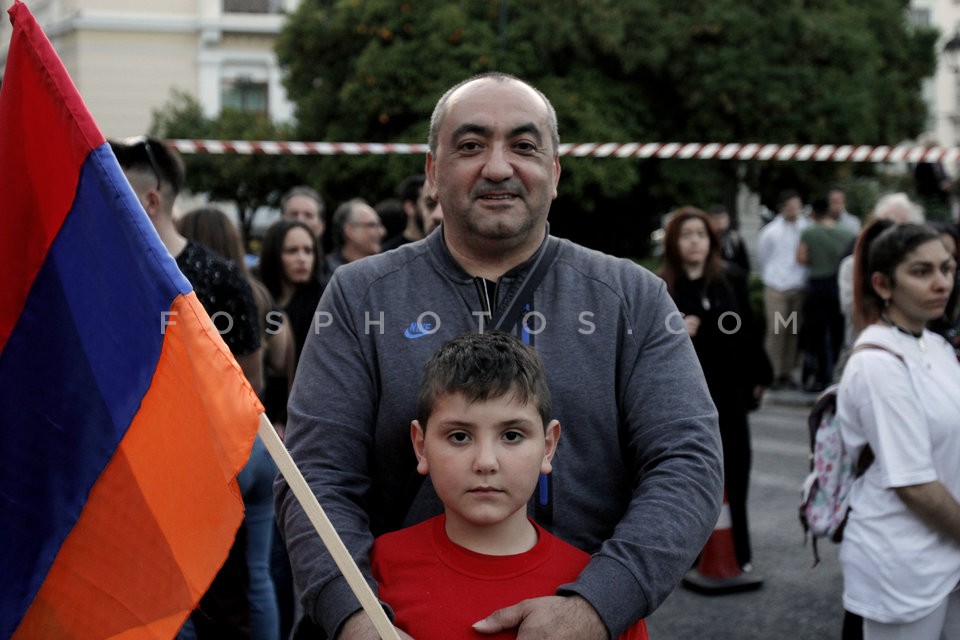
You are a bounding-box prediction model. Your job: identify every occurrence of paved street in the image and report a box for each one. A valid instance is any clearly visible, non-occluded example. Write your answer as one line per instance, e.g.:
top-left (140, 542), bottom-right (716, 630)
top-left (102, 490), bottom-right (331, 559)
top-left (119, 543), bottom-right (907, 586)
top-left (646, 392), bottom-right (846, 640)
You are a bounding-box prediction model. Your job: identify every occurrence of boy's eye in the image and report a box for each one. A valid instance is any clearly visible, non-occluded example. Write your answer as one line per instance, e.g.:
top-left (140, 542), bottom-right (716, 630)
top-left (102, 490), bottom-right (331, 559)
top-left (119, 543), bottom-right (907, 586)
top-left (448, 432), bottom-right (470, 444)
top-left (502, 431), bottom-right (525, 443)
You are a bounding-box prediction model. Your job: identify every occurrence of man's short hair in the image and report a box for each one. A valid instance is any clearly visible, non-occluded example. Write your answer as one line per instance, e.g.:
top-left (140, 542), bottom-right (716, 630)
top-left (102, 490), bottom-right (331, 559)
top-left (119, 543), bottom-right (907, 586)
top-left (428, 72), bottom-right (560, 156)
top-left (109, 135), bottom-right (185, 197)
top-left (777, 189), bottom-right (800, 210)
top-left (706, 203), bottom-right (728, 216)
top-left (415, 332), bottom-right (552, 429)
top-left (397, 174), bottom-right (426, 205)
top-left (331, 198), bottom-right (368, 248)
top-left (281, 185), bottom-right (325, 215)
top-left (810, 196), bottom-right (830, 219)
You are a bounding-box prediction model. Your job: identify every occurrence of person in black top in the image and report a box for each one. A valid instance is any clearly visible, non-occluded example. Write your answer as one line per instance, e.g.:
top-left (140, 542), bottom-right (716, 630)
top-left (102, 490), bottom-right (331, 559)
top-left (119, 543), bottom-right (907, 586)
top-left (257, 219), bottom-right (324, 365)
top-left (660, 206), bottom-right (772, 571)
top-left (707, 203), bottom-right (751, 273)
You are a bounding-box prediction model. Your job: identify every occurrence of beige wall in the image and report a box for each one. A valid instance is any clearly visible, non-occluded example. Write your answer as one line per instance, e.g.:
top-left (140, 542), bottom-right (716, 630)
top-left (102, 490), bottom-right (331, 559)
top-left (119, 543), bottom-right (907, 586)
top-left (74, 30), bottom-right (198, 138)
top-left (2, 1), bottom-right (293, 137)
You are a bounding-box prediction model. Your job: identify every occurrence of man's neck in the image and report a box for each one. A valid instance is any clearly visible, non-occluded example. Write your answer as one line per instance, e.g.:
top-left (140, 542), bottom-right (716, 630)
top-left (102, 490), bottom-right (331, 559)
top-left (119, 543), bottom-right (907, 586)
top-left (155, 219), bottom-right (188, 259)
top-left (402, 219), bottom-right (424, 243)
top-left (444, 229), bottom-right (545, 281)
top-left (341, 244), bottom-right (367, 263)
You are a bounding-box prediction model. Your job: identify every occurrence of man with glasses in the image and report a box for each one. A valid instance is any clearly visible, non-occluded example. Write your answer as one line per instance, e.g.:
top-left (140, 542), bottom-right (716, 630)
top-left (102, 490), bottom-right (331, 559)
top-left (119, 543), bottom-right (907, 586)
top-left (109, 136), bottom-right (263, 638)
top-left (324, 198), bottom-right (386, 273)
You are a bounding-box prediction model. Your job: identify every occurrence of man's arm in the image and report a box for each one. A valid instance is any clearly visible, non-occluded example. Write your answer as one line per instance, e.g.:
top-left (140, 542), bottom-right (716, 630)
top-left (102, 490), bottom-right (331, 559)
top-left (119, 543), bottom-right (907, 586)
top-left (755, 227), bottom-right (771, 272)
top-left (558, 281), bottom-right (722, 636)
top-left (473, 595), bottom-right (608, 640)
top-left (274, 272), bottom-right (382, 637)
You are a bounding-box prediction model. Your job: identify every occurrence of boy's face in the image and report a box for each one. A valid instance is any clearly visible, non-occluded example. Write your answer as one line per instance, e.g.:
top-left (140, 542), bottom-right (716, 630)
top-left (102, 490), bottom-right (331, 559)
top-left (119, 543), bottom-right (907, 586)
top-left (412, 391), bottom-right (559, 535)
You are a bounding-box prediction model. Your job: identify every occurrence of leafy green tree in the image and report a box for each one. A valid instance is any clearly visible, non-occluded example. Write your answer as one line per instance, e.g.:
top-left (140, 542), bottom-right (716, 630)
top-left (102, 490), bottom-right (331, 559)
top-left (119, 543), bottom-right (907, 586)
top-left (276, 0), bottom-right (936, 257)
top-left (150, 91), bottom-right (306, 248)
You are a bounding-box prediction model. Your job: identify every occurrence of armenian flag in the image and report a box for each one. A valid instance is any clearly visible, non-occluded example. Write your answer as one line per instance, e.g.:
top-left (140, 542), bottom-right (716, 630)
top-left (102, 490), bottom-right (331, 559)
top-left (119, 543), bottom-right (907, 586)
top-left (0, 2), bottom-right (262, 637)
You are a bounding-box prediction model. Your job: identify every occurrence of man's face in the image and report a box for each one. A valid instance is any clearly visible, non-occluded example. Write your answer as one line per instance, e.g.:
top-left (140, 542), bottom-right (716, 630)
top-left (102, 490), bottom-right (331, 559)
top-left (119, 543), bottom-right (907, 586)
top-left (344, 203), bottom-right (385, 257)
top-left (708, 211), bottom-right (730, 235)
top-left (283, 195), bottom-right (324, 239)
top-left (426, 78), bottom-right (560, 251)
top-left (781, 196), bottom-right (802, 222)
top-left (416, 188), bottom-right (442, 235)
top-left (828, 191), bottom-right (845, 219)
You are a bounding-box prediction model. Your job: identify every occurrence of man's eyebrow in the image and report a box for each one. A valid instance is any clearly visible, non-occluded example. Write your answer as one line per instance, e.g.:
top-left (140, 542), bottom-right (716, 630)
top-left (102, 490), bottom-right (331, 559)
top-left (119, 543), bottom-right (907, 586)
top-left (451, 123), bottom-right (492, 141)
top-left (508, 123), bottom-right (543, 145)
top-left (449, 122), bottom-right (544, 146)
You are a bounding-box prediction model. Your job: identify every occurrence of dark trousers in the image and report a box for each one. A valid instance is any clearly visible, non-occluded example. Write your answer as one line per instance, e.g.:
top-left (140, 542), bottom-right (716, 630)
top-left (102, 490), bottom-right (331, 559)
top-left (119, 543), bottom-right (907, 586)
top-left (187, 523), bottom-right (251, 639)
top-left (802, 278), bottom-right (844, 386)
top-left (842, 610), bottom-right (863, 640)
top-left (719, 407), bottom-right (753, 567)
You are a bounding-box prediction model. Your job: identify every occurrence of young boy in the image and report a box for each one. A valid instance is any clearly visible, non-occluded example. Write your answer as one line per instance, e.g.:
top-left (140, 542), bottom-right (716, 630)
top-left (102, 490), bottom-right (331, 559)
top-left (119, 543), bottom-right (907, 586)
top-left (371, 332), bottom-right (649, 639)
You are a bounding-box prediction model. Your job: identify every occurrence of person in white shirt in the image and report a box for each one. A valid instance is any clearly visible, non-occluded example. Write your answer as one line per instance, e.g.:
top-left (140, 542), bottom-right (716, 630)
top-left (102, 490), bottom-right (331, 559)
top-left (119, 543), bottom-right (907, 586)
top-left (838, 220), bottom-right (960, 639)
top-left (756, 190), bottom-right (809, 388)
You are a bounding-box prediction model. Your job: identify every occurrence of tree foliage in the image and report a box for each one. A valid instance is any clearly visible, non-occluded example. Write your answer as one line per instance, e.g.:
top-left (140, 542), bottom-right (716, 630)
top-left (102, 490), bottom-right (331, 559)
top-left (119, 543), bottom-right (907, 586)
top-left (273, 0), bottom-right (937, 257)
top-left (150, 91), bottom-right (306, 248)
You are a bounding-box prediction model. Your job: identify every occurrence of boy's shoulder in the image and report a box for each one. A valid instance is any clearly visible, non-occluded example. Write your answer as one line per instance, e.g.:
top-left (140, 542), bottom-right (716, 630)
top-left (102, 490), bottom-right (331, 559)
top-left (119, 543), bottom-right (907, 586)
top-left (373, 516), bottom-right (438, 551)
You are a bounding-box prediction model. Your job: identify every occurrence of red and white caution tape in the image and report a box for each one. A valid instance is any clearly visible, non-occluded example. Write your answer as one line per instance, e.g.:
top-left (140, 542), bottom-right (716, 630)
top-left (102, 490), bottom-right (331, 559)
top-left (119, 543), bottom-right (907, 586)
top-left (166, 139), bottom-right (960, 163)
top-left (168, 139), bottom-right (430, 155)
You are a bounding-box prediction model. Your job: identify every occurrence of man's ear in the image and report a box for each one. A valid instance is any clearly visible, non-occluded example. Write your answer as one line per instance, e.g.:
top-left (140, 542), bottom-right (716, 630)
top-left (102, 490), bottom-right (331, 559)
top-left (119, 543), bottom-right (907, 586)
top-left (411, 420), bottom-right (429, 476)
top-left (540, 420), bottom-right (560, 475)
top-left (425, 152), bottom-right (439, 201)
top-left (141, 187), bottom-right (164, 219)
top-left (551, 156), bottom-right (561, 200)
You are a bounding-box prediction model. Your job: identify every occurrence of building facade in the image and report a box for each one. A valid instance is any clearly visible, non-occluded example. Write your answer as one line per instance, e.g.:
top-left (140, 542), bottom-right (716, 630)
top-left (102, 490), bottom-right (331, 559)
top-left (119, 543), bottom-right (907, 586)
top-left (0, 0), bottom-right (298, 138)
top-left (912, 0), bottom-right (960, 146)
top-left (2, 2), bottom-right (959, 145)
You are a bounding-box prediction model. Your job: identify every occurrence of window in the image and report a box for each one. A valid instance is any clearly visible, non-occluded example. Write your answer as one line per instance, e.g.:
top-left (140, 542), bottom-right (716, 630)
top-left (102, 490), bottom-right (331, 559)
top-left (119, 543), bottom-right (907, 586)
top-left (907, 7), bottom-right (932, 28)
top-left (223, 0), bottom-right (283, 14)
top-left (221, 76), bottom-right (268, 114)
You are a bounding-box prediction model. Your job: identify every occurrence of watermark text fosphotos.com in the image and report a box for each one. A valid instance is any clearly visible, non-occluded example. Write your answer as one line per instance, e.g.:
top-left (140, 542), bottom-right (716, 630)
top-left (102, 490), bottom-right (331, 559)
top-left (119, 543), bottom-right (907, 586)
top-left (161, 309), bottom-right (799, 337)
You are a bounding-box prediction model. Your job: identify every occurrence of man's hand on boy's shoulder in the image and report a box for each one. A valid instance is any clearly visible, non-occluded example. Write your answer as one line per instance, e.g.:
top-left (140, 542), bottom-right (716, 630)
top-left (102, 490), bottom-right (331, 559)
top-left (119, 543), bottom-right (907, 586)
top-left (472, 595), bottom-right (609, 640)
top-left (336, 610), bottom-right (414, 640)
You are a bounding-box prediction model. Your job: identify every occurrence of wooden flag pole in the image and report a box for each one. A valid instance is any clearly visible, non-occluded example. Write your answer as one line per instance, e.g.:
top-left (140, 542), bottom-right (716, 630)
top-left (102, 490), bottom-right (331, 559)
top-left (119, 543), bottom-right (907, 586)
top-left (257, 414), bottom-right (401, 640)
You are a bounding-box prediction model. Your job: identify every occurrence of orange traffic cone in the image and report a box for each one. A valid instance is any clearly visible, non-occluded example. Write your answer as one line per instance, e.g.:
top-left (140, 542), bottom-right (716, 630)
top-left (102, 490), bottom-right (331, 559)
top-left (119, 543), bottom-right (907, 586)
top-left (681, 489), bottom-right (763, 595)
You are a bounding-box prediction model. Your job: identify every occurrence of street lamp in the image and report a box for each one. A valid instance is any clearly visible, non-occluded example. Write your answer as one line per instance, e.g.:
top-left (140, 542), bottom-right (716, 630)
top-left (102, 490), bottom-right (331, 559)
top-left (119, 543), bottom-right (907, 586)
top-left (944, 30), bottom-right (960, 74)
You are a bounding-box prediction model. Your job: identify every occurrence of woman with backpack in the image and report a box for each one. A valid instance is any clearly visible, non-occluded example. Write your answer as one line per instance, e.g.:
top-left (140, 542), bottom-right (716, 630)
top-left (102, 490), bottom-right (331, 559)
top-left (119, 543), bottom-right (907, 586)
top-left (838, 220), bottom-right (960, 639)
top-left (659, 207), bottom-right (772, 573)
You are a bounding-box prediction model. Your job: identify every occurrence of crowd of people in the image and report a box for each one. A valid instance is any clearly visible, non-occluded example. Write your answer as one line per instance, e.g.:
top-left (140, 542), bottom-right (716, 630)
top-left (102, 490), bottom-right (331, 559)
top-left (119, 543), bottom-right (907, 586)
top-left (107, 71), bottom-right (960, 640)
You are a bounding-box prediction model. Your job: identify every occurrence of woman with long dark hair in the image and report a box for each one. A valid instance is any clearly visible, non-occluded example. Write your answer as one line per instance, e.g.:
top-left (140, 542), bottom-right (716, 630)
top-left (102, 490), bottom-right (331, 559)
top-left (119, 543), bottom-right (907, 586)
top-left (659, 206), bottom-right (772, 572)
top-left (839, 221), bottom-right (960, 639)
top-left (258, 219), bottom-right (324, 364)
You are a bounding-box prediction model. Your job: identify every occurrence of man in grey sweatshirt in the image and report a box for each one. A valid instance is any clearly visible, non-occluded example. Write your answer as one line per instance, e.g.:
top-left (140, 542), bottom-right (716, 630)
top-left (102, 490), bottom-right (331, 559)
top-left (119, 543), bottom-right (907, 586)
top-left (276, 72), bottom-right (723, 640)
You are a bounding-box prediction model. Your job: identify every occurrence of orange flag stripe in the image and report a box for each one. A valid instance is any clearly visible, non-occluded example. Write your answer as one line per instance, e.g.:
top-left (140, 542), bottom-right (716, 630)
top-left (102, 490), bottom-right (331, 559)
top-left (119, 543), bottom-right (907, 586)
top-left (14, 293), bottom-right (262, 639)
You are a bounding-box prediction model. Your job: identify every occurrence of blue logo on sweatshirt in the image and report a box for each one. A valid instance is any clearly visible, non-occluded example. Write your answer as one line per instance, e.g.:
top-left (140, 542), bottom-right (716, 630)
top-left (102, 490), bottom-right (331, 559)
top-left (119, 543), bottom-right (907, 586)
top-left (404, 321), bottom-right (434, 339)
